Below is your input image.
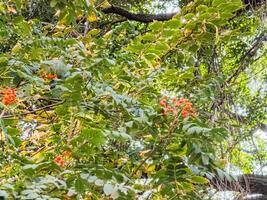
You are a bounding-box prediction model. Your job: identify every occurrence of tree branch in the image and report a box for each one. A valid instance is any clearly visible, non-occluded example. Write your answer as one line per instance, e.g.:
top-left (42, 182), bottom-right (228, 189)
top-left (226, 33), bottom-right (267, 85)
top-left (102, 0), bottom-right (266, 23)
top-left (210, 32), bottom-right (266, 111)
top-left (1, 100), bottom-right (64, 119)
top-left (210, 174), bottom-right (267, 196)
top-left (102, 5), bottom-right (177, 23)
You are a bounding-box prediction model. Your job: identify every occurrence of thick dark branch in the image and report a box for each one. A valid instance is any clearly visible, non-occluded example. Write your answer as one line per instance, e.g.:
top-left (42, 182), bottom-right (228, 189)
top-left (210, 174), bottom-right (267, 196)
top-left (102, 0), bottom-right (266, 23)
top-left (102, 5), bottom-right (177, 22)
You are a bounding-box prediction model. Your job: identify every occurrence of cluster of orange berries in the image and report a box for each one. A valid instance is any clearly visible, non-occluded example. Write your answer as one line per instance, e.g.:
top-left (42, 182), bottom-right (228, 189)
top-left (160, 96), bottom-right (196, 118)
top-left (45, 73), bottom-right (57, 79)
top-left (1, 88), bottom-right (16, 106)
top-left (54, 151), bottom-right (72, 167)
top-left (54, 155), bottom-right (65, 167)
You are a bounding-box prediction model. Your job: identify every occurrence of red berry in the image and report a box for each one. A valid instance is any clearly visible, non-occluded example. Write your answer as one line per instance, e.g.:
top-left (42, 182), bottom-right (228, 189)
top-left (1, 88), bottom-right (16, 105)
top-left (175, 102), bottom-right (181, 107)
top-left (54, 155), bottom-right (64, 167)
top-left (46, 74), bottom-right (58, 79)
top-left (159, 99), bottom-right (167, 107)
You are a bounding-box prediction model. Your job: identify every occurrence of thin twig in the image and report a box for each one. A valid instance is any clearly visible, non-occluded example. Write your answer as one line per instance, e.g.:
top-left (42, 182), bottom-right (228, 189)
top-left (2, 100), bottom-right (64, 119)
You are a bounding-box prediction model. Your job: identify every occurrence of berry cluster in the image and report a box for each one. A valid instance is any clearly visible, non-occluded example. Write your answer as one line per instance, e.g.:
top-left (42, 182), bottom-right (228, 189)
top-left (54, 155), bottom-right (64, 167)
top-left (160, 97), bottom-right (196, 118)
top-left (1, 88), bottom-right (16, 106)
top-left (46, 73), bottom-right (57, 79)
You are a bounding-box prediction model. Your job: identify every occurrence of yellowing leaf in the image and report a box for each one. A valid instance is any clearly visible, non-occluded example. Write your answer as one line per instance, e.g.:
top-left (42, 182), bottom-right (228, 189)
top-left (139, 150), bottom-right (151, 158)
top-left (0, 3), bottom-right (5, 12)
top-left (12, 43), bottom-right (22, 54)
top-left (0, 132), bottom-right (5, 141)
top-left (53, 32), bottom-right (64, 37)
top-left (219, 158), bottom-right (227, 168)
top-left (24, 114), bottom-right (38, 121)
top-left (144, 164), bottom-right (155, 173)
top-left (99, 0), bottom-right (111, 9)
top-left (55, 24), bottom-right (66, 31)
top-left (32, 150), bottom-right (45, 162)
top-left (103, 30), bottom-right (113, 39)
top-left (190, 176), bottom-right (209, 184)
top-left (88, 28), bottom-right (100, 36)
top-left (144, 134), bottom-right (153, 142)
top-left (64, 27), bottom-right (74, 33)
top-left (87, 12), bottom-right (97, 22)
top-left (184, 28), bottom-right (193, 37)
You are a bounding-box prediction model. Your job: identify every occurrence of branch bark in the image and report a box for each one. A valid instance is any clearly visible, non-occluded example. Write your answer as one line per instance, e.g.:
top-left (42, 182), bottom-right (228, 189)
top-left (210, 174), bottom-right (267, 196)
top-left (102, 0), bottom-right (266, 23)
top-left (102, 5), bottom-right (177, 23)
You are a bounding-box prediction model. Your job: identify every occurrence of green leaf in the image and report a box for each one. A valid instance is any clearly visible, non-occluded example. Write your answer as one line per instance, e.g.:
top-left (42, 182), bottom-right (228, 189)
top-left (190, 176), bottom-right (209, 184)
top-left (0, 56), bottom-right (8, 65)
top-left (184, 13), bottom-right (195, 20)
top-left (164, 19), bottom-right (182, 29)
top-left (13, 16), bottom-right (31, 37)
top-left (80, 128), bottom-right (106, 147)
top-left (218, 2), bottom-right (243, 13)
top-left (75, 177), bottom-right (86, 193)
top-left (212, 0), bottom-right (224, 7)
top-left (154, 42), bottom-right (170, 52)
top-left (179, 182), bottom-right (194, 191)
top-left (196, 5), bottom-right (208, 13)
top-left (141, 33), bottom-right (155, 41)
top-left (6, 127), bottom-right (19, 136)
top-left (166, 143), bottom-right (179, 151)
top-left (149, 21), bottom-right (163, 31)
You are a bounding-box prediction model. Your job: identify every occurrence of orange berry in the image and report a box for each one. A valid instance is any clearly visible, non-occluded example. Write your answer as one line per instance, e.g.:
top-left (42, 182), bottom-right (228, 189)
top-left (186, 102), bottom-right (192, 106)
top-left (159, 99), bottom-right (167, 107)
top-left (46, 74), bottom-right (57, 79)
top-left (181, 112), bottom-right (188, 118)
top-left (175, 102), bottom-right (181, 107)
top-left (180, 98), bottom-right (189, 103)
top-left (54, 155), bottom-right (64, 167)
top-left (183, 106), bottom-right (191, 111)
top-left (1, 88), bottom-right (16, 105)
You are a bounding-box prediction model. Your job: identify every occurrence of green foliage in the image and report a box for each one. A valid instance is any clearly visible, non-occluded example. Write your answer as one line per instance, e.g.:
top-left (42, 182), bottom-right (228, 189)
top-left (0, 0), bottom-right (266, 199)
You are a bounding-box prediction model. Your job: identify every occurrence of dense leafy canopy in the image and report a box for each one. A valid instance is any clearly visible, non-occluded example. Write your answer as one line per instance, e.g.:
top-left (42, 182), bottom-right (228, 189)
top-left (0, 0), bottom-right (266, 199)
